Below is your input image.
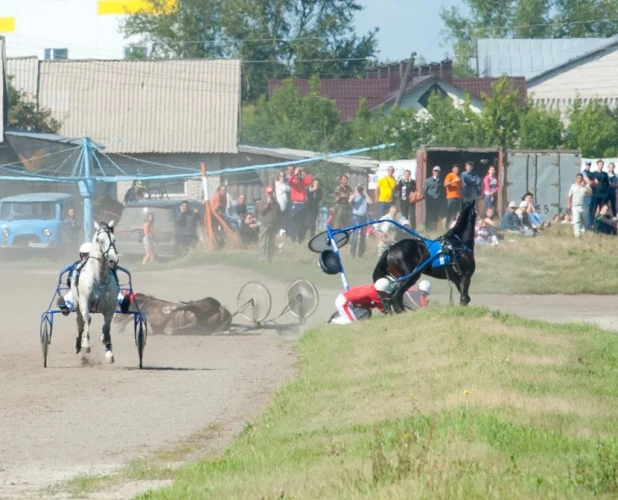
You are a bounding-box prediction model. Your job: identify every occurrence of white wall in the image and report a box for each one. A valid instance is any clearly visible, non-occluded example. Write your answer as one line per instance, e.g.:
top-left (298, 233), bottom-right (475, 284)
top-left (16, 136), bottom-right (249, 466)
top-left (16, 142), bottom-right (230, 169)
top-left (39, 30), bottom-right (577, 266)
top-left (529, 46), bottom-right (618, 117)
top-left (0, 0), bottom-right (143, 59)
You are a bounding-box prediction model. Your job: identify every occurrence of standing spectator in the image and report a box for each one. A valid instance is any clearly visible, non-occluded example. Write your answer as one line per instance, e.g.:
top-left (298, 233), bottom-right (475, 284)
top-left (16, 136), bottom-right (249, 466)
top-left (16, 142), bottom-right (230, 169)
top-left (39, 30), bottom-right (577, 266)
top-left (422, 166), bottom-right (443, 231)
top-left (376, 166), bottom-right (397, 217)
top-left (62, 207), bottom-right (81, 249)
top-left (591, 159), bottom-right (610, 220)
top-left (482, 165), bottom-right (499, 212)
top-left (567, 173), bottom-right (592, 237)
top-left (582, 161), bottom-right (594, 228)
top-left (608, 162), bottom-right (617, 216)
top-left (288, 167), bottom-right (312, 244)
top-left (349, 184), bottom-right (372, 258)
top-left (275, 170), bottom-right (290, 235)
top-left (396, 169), bottom-right (417, 228)
top-left (462, 161), bottom-right (481, 204)
top-left (443, 165), bottom-right (462, 228)
top-left (256, 186), bottom-right (282, 262)
top-left (234, 194), bottom-right (248, 219)
top-left (306, 178), bottom-right (323, 238)
top-left (332, 174), bottom-right (352, 229)
top-left (142, 213), bottom-right (157, 265)
top-left (176, 200), bottom-right (198, 252)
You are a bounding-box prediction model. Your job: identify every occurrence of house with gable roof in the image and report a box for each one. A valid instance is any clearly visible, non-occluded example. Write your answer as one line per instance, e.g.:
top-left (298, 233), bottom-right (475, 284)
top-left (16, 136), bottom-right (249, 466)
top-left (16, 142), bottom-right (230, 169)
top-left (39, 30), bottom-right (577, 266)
top-left (268, 59), bottom-right (527, 122)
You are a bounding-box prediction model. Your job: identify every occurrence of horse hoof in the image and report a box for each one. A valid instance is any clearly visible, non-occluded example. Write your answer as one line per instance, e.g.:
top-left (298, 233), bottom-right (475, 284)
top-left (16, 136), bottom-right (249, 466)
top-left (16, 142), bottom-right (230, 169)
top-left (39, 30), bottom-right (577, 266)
top-left (105, 351), bottom-right (115, 364)
top-left (83, 346), bottom-right (91, 354)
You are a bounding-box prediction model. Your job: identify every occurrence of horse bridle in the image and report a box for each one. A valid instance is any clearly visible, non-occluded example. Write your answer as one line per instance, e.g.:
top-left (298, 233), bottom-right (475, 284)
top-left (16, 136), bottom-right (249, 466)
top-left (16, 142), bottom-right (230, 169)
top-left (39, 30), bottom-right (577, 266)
top-left (91, 227), bottom-right (118, 264)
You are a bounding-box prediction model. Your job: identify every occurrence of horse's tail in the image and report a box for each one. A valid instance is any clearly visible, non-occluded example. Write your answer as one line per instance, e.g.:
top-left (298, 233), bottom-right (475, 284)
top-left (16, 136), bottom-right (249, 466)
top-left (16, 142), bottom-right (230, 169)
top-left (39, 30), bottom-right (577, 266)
top-left (372, 249), bottom-right (389, 282)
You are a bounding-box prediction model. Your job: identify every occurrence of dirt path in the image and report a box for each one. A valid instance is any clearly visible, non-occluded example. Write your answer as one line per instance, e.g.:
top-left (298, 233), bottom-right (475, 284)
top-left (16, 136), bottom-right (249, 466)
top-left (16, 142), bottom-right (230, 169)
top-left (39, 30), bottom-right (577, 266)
top-left (1, 263), bottom-right (616, 499)
top-left (0, 265), bottom-right (332, 499)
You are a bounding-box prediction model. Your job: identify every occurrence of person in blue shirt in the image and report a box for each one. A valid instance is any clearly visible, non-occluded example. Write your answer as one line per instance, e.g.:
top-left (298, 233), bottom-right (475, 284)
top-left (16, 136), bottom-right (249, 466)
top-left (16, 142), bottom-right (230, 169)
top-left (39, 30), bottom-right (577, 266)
top-left (461, 161), bottom-right (482, 204)
top-left (349, 184), bottom-right (372, 258)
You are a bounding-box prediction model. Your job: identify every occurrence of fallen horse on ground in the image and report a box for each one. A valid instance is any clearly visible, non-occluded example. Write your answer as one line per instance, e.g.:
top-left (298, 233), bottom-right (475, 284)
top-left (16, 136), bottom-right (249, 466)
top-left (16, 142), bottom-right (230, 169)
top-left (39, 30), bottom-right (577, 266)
top-left (114, 293), bottom-right (232, 335)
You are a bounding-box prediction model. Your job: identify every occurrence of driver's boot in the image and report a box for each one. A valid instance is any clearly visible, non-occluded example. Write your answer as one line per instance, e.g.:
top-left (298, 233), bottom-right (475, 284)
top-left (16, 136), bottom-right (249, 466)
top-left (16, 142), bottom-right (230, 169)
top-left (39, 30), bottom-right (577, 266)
top-left (57, 296), bottom-right (70, 316)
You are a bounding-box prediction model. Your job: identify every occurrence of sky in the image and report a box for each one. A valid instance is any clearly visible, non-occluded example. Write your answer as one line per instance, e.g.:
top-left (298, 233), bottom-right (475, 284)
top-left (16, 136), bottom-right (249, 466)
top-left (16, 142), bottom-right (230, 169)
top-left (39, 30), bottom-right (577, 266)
top-left (355, 0), bottom-right (467, 64)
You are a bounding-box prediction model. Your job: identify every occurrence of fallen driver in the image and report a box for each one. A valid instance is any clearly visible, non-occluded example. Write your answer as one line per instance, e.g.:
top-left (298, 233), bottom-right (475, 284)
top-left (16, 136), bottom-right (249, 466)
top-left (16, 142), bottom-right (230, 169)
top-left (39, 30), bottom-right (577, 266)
top-left (330, 278), bottom-right (432, 325)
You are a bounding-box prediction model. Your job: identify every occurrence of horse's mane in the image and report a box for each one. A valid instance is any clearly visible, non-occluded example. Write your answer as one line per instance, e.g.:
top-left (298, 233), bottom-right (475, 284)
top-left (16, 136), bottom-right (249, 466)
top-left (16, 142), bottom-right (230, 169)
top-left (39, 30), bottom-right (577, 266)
top-left (443, 200), bottom-right (476, 246)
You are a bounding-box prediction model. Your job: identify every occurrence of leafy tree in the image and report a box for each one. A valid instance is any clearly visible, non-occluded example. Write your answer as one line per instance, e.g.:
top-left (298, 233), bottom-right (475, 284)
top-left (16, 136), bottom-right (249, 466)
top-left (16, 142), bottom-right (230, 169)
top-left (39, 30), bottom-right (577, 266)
top-left (474, 77), bottom-right (523, 149)
top-left (121, 0), bottom-right (378, 101)
top-left (441, 0), bottom-right (618, 76)
top-left (519, 102), bottom-right (564, 149)
top-left (565, 98), bottom-right (618, 157)
top-left (7, 76), bottom-right (61, 133)
top-left (241, 76), bottom-right (348, 151)
top-left (422, 92), bottom-right (477, 147)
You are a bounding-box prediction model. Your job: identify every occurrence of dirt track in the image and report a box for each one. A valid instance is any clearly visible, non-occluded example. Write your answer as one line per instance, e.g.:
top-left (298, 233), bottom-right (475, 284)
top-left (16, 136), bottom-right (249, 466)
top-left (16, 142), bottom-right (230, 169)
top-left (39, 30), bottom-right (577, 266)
top-left (1, 264), bottom-right (616, 499)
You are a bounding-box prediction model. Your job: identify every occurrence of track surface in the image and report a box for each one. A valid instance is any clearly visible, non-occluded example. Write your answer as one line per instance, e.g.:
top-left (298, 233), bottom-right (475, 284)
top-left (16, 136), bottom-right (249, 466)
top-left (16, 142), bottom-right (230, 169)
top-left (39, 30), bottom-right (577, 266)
top-left (1, 264), bottom-right (616, 499)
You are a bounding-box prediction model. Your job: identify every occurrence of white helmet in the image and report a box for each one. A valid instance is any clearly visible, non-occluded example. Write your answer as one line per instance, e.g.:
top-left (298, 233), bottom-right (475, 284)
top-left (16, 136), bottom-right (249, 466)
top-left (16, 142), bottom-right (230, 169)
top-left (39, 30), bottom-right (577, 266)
top-left (374, 277), bottom-right (395, 294)
top-left (79, 242), bottom-right (91, 255)
top-left (418, 280), bottom-right (432, 295)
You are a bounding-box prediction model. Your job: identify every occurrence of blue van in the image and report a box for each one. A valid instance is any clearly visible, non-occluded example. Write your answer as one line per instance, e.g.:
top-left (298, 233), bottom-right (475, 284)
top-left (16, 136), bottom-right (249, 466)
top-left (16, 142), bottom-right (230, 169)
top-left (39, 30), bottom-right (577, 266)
top-left (0, 193), bottom-right (74, 249)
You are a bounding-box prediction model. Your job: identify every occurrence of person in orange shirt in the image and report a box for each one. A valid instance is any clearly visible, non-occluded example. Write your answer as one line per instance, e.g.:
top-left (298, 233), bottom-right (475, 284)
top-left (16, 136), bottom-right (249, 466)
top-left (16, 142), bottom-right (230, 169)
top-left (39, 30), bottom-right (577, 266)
top-left (444, 165), bottom-right (462, 228)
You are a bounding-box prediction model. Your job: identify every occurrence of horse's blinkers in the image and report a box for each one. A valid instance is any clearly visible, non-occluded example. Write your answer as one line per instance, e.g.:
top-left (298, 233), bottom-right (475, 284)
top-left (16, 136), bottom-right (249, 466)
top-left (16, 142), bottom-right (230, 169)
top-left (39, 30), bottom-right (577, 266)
top-left (318, 250), bottom-right (341, 275)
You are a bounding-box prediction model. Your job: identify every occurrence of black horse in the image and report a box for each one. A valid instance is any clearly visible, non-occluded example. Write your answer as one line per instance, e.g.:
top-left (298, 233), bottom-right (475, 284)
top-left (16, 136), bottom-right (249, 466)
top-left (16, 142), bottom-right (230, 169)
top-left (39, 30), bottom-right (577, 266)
top-left (372, 200), bottom-right (477, 309)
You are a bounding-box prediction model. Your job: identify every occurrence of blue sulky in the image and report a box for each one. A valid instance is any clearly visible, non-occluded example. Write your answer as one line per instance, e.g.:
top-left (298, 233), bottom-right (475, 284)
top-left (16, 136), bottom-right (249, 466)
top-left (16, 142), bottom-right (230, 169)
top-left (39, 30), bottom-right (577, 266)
top-left (39, 265), bottom-right (148, 368)
top-left (314, 220), bottom-right (451, 291)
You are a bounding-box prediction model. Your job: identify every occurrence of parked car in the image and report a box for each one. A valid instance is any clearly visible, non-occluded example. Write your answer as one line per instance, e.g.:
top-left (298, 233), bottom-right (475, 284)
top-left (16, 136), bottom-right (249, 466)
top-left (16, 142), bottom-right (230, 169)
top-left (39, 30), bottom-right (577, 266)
top-left (115, 199), bottom-right (204, 258)
top-left (0, 193), bottom-right (75, 249)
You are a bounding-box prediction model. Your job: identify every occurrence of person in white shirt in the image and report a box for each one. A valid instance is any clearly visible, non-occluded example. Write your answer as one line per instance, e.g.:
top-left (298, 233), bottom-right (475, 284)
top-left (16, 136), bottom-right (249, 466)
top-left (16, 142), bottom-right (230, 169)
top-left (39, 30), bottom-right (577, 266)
top-left (375, 205), bottom-right (398, 255)
top-left (568, 172), bottom-right (592, 237)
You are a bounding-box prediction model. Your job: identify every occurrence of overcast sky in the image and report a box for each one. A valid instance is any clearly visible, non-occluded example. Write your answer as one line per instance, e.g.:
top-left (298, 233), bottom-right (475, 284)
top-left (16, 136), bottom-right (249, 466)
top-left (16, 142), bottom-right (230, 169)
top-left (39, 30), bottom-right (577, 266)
top-left (355, 0), bottom-right (468, 64)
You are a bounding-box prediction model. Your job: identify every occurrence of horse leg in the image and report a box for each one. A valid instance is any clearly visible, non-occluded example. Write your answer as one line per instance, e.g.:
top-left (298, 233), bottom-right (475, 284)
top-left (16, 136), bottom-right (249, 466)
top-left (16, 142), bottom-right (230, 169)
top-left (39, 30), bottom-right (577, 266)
top-left (75, 309), bottom-right (84, 354)
top-left (101, 310), bottom-right (115, 363)
top-left (460, 274), bottom-right (472, 306)
top-left (79, 298), bottom-right (92, 354)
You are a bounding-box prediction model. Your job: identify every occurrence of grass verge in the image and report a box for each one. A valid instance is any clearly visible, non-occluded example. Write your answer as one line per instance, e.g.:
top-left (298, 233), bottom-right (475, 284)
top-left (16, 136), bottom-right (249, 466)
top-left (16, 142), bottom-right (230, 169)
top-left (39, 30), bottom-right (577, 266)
top-left (135, 306), bottom-right (618, 499)
top-left (138, 223), bottom-right (618, 295)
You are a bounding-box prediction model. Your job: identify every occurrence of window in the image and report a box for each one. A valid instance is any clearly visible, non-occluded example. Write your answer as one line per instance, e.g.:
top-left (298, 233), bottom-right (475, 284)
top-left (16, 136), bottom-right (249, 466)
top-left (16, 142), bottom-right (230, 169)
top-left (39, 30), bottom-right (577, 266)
top-left (1, 202), bottom-right (56, 221)
top-left (124, 46), bottom-right (147, 59)
top-left (44, 48), bottom-right (68, 60)
top-left (418, 84), bottom-right (450, 109)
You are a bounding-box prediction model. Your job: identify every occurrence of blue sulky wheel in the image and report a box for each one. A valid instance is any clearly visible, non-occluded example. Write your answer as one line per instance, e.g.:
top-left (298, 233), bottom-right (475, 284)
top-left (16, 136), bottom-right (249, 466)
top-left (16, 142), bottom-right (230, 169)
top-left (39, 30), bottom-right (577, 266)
top-left (134, 313), bottom-right (148, 369)
top-left (40, 314), bottom-right (52, 368)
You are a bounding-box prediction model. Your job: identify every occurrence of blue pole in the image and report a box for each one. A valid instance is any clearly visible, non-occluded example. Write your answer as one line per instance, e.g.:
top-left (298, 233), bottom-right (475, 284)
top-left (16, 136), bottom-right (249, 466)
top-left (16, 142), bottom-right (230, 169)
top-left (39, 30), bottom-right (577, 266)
top-left (79, 138), bottom-right (94, 242)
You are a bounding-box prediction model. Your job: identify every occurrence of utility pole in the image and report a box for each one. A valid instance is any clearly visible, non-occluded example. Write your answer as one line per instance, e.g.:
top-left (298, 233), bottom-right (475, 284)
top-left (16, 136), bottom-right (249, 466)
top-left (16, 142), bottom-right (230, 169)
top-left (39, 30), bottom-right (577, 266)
top-left (78, 137), bottom-right (95, 242)
top-left (394, 51), bottom-right (417, 109)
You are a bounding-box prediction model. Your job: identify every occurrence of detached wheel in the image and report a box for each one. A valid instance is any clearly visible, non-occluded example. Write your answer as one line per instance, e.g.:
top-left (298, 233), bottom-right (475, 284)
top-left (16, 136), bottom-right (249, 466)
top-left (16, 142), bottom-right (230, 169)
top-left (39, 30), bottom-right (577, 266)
top-left (136, 317), bottom-right (147, 369)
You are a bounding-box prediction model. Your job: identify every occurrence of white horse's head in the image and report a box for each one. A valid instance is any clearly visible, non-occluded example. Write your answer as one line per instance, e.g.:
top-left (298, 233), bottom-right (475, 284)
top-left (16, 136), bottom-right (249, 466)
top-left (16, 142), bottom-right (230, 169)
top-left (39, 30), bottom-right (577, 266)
top-left (93, 220), bottom-right (118, 269)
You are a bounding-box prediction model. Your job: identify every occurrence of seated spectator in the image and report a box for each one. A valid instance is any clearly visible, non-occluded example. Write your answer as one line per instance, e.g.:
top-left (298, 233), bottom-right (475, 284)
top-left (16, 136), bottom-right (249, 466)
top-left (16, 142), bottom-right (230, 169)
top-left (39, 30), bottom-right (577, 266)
top-left (501, 201), bottom-right (533, 236)
top-left (212, 185), bottom-right (240, 232)
top-left (475, 219), bottom-right (499, 246)
top-left (522, 192), bottom-right (547, 229)
top-left (239, 213), bottom-right (259, 246)
top-left (560, 211), bottom-right (572, 224)
top-left (483, 207), bottom-right (500, 238)
top-left (375, 205), bottom-right (398, 255)
top-left (516, 200), bottom-right (538, 235)
top-left (593, 204), bottom-right (617, 236)
top-left (233, 194), bottom-right (248, 219)
top-left (394, 218), bottom-right (413, 243)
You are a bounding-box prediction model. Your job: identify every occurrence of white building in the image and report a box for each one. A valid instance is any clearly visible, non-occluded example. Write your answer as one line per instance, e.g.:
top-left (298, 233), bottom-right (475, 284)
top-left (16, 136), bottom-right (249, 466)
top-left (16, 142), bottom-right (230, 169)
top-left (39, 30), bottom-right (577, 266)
top-left (0, 0), bottom-right (171, 60)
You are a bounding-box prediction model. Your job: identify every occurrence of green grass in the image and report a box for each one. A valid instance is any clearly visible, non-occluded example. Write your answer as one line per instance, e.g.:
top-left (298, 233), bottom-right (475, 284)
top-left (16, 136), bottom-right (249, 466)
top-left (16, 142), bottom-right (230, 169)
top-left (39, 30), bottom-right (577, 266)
top-left (139, 223), bottom-right (618, 295)
top-left (135, 307), bottom-right (618, 499)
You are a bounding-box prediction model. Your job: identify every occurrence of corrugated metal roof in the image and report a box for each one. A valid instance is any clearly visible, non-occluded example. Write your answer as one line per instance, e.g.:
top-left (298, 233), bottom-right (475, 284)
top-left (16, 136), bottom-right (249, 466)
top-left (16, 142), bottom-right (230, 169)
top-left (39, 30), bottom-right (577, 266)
top-left (36, 59), bottom-right (241, 154)
top-left (477, 38), bottom-right (611, 80)
top-left (237, 145), bottom-right (376, 168)
top-left (6, 56), bottom-right (39, 97)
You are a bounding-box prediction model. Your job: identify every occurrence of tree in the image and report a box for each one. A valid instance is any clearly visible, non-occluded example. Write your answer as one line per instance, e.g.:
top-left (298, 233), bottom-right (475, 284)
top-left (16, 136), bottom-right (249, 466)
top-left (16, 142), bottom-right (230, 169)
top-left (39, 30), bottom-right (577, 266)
top-left (519, 102), bottom-right (564, 149)
top-left (241, 76), bottom-right (348, 151)
top-left (441, 0), bottom-right (618, 76)
top-left (7, 76), bottom-right (61, 133)
top-left (121, 0), bottom-right (378, 101)
top-left (422, 92), bottom-right (478, 147)
top-left (565, 98), bottom-right (618, 157)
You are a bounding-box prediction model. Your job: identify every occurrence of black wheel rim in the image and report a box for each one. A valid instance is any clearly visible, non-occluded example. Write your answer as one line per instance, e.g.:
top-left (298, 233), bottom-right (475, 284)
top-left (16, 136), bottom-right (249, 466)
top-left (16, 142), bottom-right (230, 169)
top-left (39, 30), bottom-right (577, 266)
top-left (308, 231), bottom-right (350, 253)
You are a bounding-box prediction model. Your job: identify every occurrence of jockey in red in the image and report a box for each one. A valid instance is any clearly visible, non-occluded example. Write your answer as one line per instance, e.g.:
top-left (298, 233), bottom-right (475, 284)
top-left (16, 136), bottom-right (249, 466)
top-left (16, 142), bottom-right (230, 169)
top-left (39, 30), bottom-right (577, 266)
top-left (331, 277), bottom-right (395, 325)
